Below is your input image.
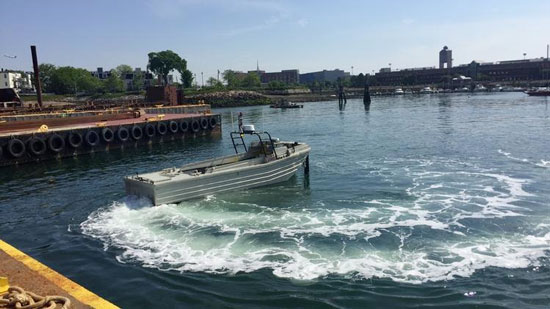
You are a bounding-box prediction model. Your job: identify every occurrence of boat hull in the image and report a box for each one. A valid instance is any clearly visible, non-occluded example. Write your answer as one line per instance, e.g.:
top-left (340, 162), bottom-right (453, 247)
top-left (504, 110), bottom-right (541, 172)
top-left (526, 91), bottom-right (550, 96)
top-left (124, 144), bottom-right (310, 205)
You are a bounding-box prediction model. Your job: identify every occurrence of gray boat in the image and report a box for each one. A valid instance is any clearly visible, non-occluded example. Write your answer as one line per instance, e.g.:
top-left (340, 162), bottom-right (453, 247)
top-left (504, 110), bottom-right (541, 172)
top-left (124, 125), bottom-right (310, 205)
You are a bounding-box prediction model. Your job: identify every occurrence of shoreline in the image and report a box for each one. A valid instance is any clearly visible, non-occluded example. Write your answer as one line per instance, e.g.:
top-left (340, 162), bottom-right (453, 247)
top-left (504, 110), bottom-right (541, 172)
top-left (16, 88), bottom-right (529, 111)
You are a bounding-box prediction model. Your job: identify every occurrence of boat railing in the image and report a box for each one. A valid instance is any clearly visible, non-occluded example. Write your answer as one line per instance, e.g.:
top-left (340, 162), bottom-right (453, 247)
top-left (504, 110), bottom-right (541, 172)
top-left (230, 130), bottom-right (278, 159)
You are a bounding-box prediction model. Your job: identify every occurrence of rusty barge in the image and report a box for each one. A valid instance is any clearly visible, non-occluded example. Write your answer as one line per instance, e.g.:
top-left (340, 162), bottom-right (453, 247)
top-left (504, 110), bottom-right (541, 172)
top-left (0, 104), bottom-right (221, 167)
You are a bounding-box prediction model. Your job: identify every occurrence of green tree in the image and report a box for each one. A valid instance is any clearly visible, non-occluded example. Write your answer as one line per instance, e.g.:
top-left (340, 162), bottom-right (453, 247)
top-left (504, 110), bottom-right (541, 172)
top-left (38, 63), bottom-right (57, 93)
top-left (350, 73), bottom-right (366, 87)
top-left (180, 69), bottom-right (193, 88)
top-left (115, 64), bottom-right (133, 77)
top-left (242, 72), bottom-right (261, 88)
top-left (267, 80), bottom-right (285, 90)
top-left (103, 70), bottom-right (124, 93)
top-left (206, 77), bottom-right (223, 88)
top-left (132, 71), bottom-right (144, 91)
top-left (50, 66), bottom-right (102, 94)
top-left (222, 70), bottom-right (241, 88)
top-left (147, 50), bottom-right (187, 85)
top-left (336, 77), bottom-right (351, 87)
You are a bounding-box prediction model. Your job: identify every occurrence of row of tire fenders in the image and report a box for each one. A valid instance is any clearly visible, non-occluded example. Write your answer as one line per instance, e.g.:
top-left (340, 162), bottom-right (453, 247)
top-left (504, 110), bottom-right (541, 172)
top-left (0, 116), bottom-right (218, 159)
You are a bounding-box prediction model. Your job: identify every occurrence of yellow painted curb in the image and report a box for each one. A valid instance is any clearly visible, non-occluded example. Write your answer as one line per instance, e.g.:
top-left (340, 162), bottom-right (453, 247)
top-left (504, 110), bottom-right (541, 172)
top-left (0, 239), bottom-right (118, 309)
top-left (0, 277), bottom-right (8, 294)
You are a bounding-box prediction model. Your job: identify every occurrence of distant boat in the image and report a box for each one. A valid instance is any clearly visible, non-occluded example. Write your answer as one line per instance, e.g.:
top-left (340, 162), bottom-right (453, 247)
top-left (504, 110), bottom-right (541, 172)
top-left (270, 101), bottom-right (303, 109)
top-left (394, 88), bottom-right (404, 95)
top-left (474, 85), bottom-right (487, 92)
top-left (419, 86), bottom-right (433, 94)
top-left (525, 87), bottom-right (550, 96)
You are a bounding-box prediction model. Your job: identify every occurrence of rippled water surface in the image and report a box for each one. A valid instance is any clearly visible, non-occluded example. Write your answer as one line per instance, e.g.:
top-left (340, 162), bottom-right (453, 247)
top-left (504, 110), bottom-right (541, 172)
top-left (1, 93), bottom-right (549, 308)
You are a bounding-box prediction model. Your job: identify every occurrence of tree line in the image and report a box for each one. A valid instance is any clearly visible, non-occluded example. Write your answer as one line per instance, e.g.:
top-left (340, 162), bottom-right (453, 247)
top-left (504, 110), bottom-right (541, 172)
top-left (36, 48), bottom-right (376, 95)
top-left (38, 50), bottom-right (193, 95)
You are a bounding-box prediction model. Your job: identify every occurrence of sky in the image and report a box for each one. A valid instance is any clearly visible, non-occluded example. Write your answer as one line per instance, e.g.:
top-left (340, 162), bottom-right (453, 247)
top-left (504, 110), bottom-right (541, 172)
top-left (1, 0), bottom-right (549, 82)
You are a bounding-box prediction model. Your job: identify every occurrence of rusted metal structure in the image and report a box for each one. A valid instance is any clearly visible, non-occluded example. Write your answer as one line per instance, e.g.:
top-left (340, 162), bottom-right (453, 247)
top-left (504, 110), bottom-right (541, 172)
top-left (145, 85), bottom-right (179, 106)
top-left (0, 105), bottom-right (221, 167)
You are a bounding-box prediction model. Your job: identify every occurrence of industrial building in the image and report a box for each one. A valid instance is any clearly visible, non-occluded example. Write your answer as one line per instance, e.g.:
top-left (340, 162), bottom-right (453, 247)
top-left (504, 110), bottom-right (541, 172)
top-left (374, 46), bottom-right (550, 86)
top-left (245, 69), bottom-right (300, 84)
top-left (299, 69), bottom-right (350, 84)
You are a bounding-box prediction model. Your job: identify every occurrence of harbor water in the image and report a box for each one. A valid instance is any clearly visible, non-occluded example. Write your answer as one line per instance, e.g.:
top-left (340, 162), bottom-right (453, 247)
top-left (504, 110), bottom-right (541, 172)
top-left (1, 92), bottom-right (549, 308)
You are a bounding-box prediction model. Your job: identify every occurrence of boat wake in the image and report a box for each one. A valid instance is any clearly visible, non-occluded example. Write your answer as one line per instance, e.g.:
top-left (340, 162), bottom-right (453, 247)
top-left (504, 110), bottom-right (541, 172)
top-left (498, 149), bottom-right (550, 168)
top-left (80, 157), bottom-right (550, 284)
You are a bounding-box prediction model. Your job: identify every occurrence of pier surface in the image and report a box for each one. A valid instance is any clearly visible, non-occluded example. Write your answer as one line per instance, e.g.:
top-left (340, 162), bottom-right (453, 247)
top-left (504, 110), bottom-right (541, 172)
top-left (0, 239), bottom-right (118, 308)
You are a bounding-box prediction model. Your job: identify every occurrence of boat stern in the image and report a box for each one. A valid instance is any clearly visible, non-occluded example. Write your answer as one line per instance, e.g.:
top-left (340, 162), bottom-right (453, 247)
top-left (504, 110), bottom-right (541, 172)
top-left (124, 175), bottom-right (157, 205)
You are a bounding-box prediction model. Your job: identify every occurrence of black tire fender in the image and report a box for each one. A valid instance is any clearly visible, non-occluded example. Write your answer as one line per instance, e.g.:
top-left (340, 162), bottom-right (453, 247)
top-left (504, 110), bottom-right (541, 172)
top-left (191, 119), bottom-right (200, 133)
top-left (117, 127), bottom-right (130, 142)
top-left (102, 127), bottom-right (115, 143)
top-left (209, 116), bottom-right (217, 129)
top-left (48, 134), bottom-right (65, 153)
top-left (157, 122), bottom-right (167, 135)
top-left (168, 121), bottom-right (179, 134)
top-left (7, 138), bottom-right (26, 158)
top-left (200, 117), bottom-right (209, 130)
top-left (85, 130), bottom-right (100, 147)
top-left (145, 123), bottom-right (155, 138)
top-left (179, 121), bottom-right (189, 133)
top-left (67, 132), bottom-right (83, 148)
top-left (28, 136), bottom-right (47, 155)
top-left (131, 126), bottom-right (143, 140)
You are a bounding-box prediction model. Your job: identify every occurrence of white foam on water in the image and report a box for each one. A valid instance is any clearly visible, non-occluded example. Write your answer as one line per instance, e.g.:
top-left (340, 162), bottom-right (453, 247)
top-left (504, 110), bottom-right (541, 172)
top-left (80, 200), bottom-right (550, 283)
top-left (498, 149), bottom-right (550, 169)
top-left (80, 158), bottom-right (549, 284)
top-left (498, 149), bottom-right (529, 163)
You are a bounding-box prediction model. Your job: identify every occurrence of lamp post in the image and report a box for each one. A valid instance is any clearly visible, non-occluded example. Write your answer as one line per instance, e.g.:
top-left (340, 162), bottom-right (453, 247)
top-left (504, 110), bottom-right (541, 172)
top-left (201, 72), bottom-right (204, 87)
top-left (351, 66), bottom-right (354, 76)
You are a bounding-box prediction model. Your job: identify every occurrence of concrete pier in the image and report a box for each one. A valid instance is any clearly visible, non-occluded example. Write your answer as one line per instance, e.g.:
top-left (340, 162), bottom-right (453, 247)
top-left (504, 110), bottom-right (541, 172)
top-left (0, 239), bottom-right (118, 308)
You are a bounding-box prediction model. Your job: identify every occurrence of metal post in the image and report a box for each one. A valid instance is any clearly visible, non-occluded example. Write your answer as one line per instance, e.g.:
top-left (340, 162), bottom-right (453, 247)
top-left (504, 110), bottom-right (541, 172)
top-left (363, 75), bottom-right (371, 105)
top-left (30, 45), bottom-right (43, 108)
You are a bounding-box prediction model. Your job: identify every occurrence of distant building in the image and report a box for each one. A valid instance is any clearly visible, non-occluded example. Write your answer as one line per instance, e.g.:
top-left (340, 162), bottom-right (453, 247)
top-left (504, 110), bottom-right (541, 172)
top-left (91, 67), bottom-right (111, 79)
top-left (0, 69), bottom-right (34, 92)
top-left (374, 46), bottom-right (550, 86)
top-left (299, 69), bottom-right (350, 84)
top-left (236, 68), bottom-right (300, 85)
top-left (439, 46), bottom-right (453, 69)
top-left (91, 67), bottom-right (155, 90)
top-left (260, 69), bottom-right (299, 84)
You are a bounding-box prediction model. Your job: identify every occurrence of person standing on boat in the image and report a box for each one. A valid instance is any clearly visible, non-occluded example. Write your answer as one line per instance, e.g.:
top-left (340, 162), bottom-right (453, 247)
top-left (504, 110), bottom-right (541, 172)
top-left (238, 112), bottom-right (243, 133)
